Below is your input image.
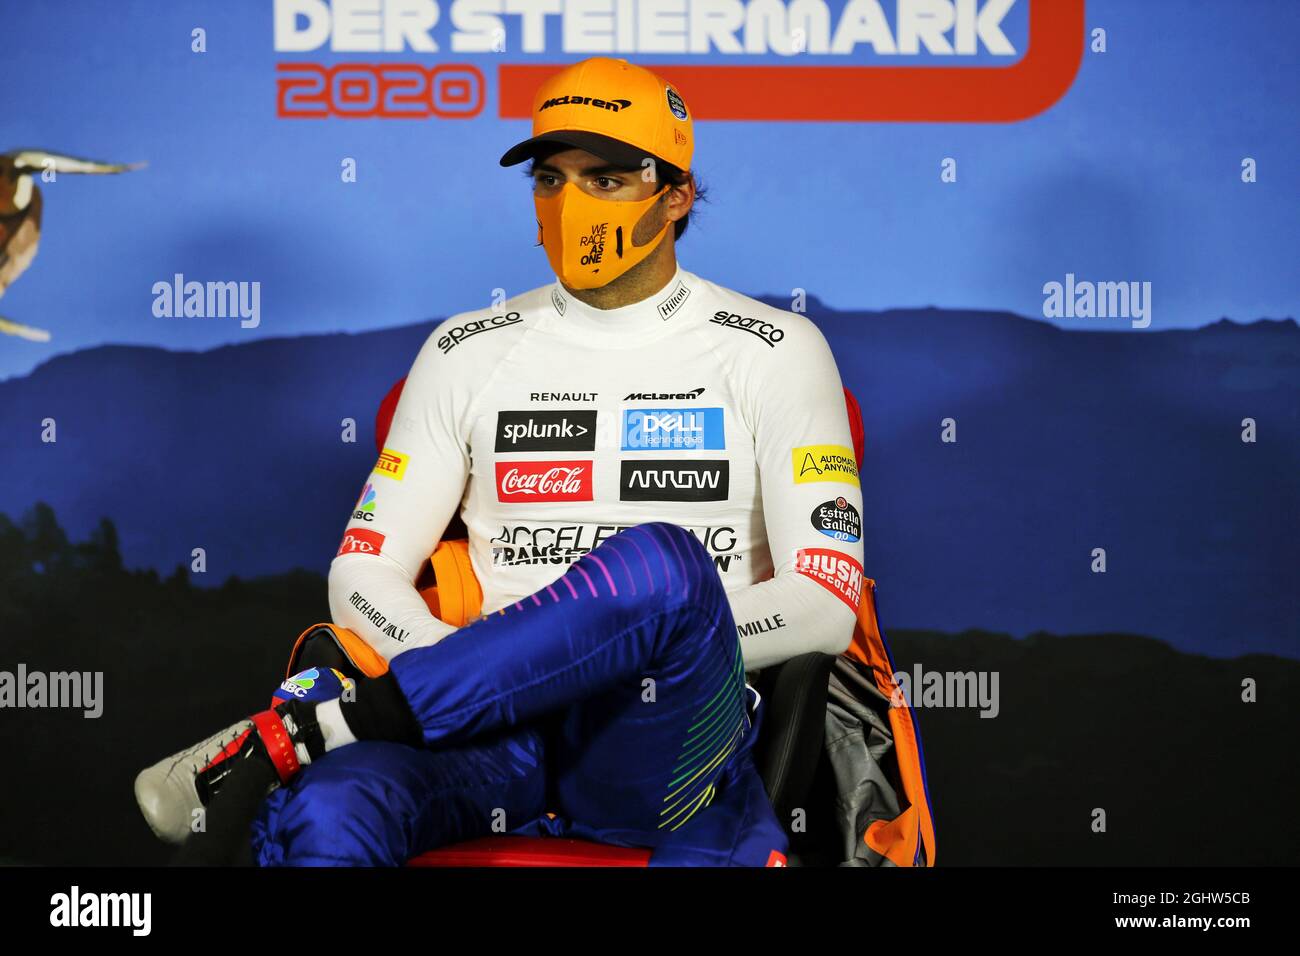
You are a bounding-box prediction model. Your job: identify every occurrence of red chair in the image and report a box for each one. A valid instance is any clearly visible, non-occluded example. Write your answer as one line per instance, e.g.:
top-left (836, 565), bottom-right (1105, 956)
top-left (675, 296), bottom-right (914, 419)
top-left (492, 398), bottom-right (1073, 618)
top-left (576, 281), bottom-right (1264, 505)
top-left (370, 376), bottom-right (867, 866)
top-left (407, 836), bottom-right (651, 867)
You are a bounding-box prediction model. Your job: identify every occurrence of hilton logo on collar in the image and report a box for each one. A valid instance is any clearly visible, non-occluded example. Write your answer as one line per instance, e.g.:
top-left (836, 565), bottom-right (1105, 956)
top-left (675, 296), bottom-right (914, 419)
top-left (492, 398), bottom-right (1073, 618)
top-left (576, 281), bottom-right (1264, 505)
top-left (656, 281), bottom-right (691, 321)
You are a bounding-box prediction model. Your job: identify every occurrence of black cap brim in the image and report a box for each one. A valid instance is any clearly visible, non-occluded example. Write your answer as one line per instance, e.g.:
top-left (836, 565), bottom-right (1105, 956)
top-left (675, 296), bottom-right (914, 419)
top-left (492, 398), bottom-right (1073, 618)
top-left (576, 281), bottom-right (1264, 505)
top-left (499, 131), bottom-right (660, 170)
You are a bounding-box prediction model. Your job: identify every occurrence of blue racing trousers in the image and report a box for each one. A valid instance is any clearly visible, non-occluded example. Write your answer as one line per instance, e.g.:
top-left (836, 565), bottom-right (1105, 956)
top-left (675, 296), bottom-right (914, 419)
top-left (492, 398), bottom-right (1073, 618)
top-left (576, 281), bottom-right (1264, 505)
top-left (250, 522), bottom-right (788, 866)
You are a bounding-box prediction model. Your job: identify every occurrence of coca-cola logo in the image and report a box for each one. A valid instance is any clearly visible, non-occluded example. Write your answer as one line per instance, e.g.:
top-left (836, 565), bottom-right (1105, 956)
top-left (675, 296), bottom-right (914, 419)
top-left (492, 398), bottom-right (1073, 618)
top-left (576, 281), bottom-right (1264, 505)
top-left (502, 466), bottom-right (583, 494)
top-left (495, 460), bottom-right (593, 503)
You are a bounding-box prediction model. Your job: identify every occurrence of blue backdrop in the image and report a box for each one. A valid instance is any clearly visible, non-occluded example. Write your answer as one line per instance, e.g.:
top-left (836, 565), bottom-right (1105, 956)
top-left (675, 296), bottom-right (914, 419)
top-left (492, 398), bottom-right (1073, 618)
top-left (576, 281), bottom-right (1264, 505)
top-left (1, 0), bottom-right (1296, 659)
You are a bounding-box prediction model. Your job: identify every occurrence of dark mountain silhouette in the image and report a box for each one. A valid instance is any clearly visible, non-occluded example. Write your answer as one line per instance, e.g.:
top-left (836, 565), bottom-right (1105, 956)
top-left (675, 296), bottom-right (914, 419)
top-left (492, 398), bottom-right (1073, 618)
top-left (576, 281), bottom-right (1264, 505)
top-left (0, 303), bottom-right (1296, 659)
top-left (871, 627), bottom-right (1297, 867)
top-left (0, 510), bottom-right (1294, 865)
top-left (783, 304), bottom-right (1299, 660)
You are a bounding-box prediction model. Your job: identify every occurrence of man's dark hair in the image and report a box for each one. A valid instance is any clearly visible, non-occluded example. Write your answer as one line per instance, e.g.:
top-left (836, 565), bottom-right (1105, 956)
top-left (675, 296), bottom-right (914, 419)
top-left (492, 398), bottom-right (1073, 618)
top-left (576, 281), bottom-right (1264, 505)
top-left (524, 149), bottom-right (706, 241)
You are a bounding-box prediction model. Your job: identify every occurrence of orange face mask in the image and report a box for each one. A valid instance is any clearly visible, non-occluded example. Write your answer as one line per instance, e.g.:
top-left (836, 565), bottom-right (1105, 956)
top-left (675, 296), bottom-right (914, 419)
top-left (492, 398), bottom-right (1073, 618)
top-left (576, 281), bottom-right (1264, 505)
top-left (535, 181), bottom-right (671, 290)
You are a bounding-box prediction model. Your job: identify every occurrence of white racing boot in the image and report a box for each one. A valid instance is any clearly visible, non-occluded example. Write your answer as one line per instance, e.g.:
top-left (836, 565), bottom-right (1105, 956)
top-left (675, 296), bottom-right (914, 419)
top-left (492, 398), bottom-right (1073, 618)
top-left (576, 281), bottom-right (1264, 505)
top-left (134, 702), bottom-right (323, 845)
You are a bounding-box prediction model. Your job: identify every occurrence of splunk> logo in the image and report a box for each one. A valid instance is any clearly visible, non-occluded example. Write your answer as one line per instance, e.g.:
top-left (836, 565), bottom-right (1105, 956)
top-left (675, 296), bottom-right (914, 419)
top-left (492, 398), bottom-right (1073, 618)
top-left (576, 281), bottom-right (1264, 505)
top-left (495, 410), bottom-right (597, 452)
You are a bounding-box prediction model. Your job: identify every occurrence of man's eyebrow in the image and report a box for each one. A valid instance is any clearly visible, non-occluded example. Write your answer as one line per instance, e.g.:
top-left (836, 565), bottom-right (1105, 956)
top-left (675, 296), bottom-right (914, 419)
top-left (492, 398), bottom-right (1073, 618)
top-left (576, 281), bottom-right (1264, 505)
top-left (581, 162), bottom-right (638, 177)
top-left (530, 161), bottom-right (637, 178)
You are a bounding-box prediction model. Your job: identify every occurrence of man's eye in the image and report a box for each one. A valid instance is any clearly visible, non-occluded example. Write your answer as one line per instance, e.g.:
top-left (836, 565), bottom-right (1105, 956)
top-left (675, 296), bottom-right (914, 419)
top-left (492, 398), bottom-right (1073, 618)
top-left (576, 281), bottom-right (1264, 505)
top-left (594, 176), bottom-right (621, 190)
top-left (534, 174), bottom-right (558, 188)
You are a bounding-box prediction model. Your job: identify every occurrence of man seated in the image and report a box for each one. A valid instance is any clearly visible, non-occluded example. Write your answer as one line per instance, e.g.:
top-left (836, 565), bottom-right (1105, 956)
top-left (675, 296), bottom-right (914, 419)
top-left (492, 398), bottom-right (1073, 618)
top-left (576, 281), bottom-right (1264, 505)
top-left (134, 57), bottom-right (865, 867)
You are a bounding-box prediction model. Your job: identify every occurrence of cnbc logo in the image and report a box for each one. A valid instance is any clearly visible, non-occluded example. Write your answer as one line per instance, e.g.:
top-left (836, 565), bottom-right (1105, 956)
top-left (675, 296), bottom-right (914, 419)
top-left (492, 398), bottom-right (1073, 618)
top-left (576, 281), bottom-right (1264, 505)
top-left (353, 483), bottom-right (377, 521)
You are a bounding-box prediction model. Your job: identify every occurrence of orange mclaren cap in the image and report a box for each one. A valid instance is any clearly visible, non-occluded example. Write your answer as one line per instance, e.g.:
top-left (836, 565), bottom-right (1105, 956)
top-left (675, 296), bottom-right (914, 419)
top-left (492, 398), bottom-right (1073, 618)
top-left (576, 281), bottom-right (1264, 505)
top-left (499, 57), bottom-right (693, 172)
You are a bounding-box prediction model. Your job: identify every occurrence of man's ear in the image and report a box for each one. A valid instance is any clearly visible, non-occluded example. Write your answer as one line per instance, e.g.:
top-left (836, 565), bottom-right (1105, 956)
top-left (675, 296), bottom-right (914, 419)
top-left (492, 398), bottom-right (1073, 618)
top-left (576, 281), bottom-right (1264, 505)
top-left (664, 175), bottom-right (695, 225)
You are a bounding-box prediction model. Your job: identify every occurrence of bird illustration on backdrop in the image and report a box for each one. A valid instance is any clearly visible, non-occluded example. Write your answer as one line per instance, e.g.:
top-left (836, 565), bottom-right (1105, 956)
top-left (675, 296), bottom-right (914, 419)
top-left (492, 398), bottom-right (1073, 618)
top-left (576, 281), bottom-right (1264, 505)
top-left (1, 150), bottom-right (144, 341)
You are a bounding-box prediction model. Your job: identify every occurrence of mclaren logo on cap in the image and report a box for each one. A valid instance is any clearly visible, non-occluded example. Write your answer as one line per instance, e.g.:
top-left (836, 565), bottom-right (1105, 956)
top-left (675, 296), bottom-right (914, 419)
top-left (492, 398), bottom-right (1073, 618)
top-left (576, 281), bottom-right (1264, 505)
top-left (540, 95), bottom-right (632, 113)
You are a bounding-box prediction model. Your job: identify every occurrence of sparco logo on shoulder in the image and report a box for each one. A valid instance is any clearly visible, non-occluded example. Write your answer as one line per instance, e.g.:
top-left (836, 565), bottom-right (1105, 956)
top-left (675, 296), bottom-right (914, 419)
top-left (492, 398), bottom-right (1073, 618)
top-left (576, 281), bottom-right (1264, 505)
top-left (623, 387), bottom-right (705, 401)
top-left (711, 311), bottom-right (785, 347)
top-left (437, 312), bottom-right (522, 353)
top-left (540, 95), bottom-right (632, 112)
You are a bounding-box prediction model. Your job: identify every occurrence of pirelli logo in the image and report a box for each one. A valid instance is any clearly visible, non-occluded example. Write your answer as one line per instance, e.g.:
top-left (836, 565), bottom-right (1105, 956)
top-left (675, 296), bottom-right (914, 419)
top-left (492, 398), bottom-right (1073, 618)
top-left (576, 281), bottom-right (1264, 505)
top-left (793, 444), bottom-right (859, 485)
top-left (374, 447), bottom-right (409, 481)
